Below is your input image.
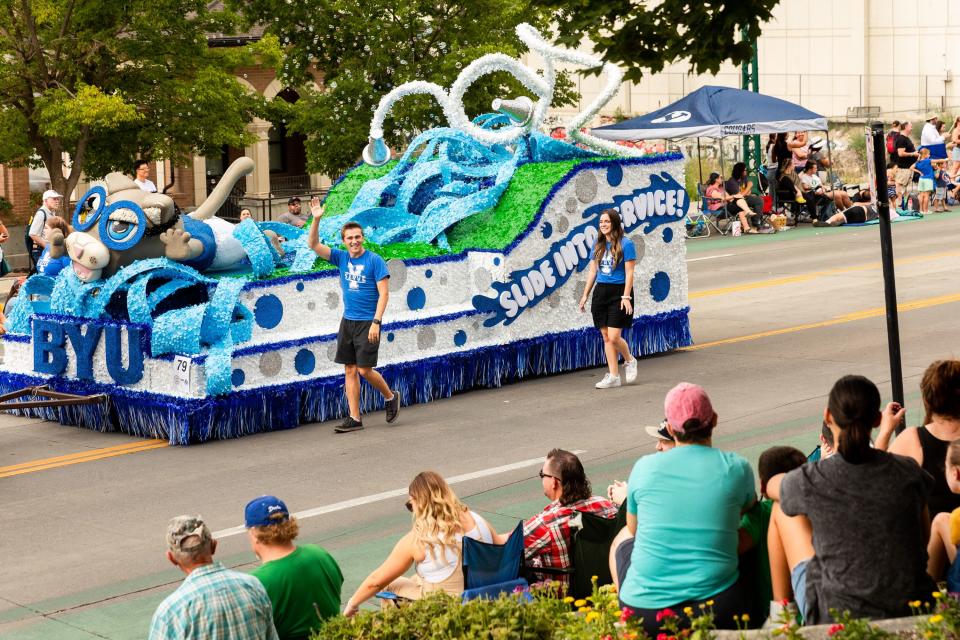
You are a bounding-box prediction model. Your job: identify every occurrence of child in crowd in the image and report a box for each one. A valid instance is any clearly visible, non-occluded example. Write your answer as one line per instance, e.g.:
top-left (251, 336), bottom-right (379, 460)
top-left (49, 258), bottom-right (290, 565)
top-left (738, 446), bottom-right (807, 626)
top-left (913, 148), bottom-right (934, 214)
top-left (34, 216), bottom-right (72, 277)
top-left (766, 375), bottom-right (933, 625)
top-left (933, 161), bottom-right (950, 212)
top-left (926, 440), bottom-right (960, 589)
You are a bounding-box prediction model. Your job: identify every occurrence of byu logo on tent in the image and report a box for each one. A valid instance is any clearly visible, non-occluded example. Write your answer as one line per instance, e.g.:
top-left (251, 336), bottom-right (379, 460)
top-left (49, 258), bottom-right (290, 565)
top-left (346, 263), bottom-right (366, 289)
top-left (651, 110), bottom-right (691, 124)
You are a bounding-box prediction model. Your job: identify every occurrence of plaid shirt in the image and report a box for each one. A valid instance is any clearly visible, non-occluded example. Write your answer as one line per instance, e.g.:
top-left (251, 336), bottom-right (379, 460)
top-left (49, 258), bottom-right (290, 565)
top-left (523, 496), bottom-right (618, 584)
top-left (149, 562), bottom-right (279, 640)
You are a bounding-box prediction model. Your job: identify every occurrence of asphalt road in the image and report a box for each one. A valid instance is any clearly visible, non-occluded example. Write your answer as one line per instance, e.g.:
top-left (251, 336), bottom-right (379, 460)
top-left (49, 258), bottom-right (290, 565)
top-left (1, 213), bottom-right (959, 639)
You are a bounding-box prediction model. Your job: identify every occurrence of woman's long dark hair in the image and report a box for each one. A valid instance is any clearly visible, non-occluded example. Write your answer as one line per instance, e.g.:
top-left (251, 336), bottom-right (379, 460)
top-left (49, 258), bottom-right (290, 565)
top-left (827, 375), bottom-right (881, 464)
top-left (593, 208), bottom-right (624, 268)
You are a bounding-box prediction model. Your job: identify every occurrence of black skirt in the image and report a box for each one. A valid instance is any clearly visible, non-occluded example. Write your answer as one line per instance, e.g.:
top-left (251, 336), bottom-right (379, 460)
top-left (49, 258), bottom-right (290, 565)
top-left (591, 282), bottom-right (634, 329)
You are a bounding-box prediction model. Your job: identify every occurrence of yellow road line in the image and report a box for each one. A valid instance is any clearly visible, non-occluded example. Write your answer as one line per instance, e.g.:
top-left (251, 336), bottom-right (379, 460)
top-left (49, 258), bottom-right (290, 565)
top-left (689, 249), bottom-right (960, 299)
top-left (683, 291), bottom-right (960, 352)
top-left (5, 251), bottom-right (959, 478)
top-left (0, 440), bottom-right (167, 478)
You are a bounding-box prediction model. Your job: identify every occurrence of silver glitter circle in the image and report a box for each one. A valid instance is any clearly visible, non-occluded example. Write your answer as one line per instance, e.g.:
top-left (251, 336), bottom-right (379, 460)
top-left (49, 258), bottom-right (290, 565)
top-left (574, 280), bottom-right (587, 302)
top-left (326, 342), bottom-right (338, 361)
top-left (259, 352), bottom-right (282, 378)
top-left (555, 215), bottom-right (570, 233)
top-left (307, 301), bottom-right (316, 311)
top-left (473, 268), bottom-right (492, 292)
top-left (417, 326), bottom-right (437, 349)
top-left (565, 197), bottom-right (579, 214)
top-left (548, 291), bottom-right (561, 308)
top-left (575, 172), bottom-right (598, 203)
top-left (472, 320), bottom-right (480, 330)
top-left (387, 259), bottom-right (407, 291)
top-left (632, 237), bottom-right (645, 262)
top-left (439, 275), bottom-right (447, 285)
top-left (325, 291), bottom-right (340, 310)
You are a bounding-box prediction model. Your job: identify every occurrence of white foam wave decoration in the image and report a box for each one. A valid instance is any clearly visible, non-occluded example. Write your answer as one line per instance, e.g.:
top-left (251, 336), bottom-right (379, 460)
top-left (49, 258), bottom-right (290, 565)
top-left (364, 23), bottom-right (640, 161)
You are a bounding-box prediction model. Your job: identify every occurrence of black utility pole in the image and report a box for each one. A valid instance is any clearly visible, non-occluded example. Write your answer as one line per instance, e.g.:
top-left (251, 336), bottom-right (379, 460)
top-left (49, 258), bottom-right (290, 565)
top-left (868, 123), bottom-right (905, 431)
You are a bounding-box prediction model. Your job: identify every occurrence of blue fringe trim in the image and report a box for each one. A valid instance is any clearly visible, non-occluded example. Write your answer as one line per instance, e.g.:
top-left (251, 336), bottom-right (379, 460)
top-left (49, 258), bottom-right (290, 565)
top-left (0, 309), bottom-right (690, 445)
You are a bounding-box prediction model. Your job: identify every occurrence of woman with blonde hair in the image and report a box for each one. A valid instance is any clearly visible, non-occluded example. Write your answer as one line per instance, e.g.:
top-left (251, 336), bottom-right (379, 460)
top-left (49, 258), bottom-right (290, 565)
top-left (342, 471), bottom-right (504, 616)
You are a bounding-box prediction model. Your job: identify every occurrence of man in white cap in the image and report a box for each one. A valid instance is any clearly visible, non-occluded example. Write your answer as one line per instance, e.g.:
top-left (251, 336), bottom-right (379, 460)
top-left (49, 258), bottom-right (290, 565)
top-left (921, 113), bottom-right (941, 147)
top-left (26, 189), bottom-right (61, 273)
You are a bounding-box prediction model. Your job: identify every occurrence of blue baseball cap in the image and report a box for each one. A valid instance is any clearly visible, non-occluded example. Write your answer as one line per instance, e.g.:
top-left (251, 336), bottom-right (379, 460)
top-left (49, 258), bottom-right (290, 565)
top-left (244, 495), bottom-right (289, 528)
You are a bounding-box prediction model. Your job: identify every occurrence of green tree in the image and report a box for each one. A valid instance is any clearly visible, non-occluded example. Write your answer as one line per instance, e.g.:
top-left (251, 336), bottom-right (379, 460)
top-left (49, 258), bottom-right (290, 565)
top-left (530, 0), bottom-right (780, 82)
top-left (234, 0), bottom-right (577, 177)
top-left (0, 0), bottom-right (265, 198)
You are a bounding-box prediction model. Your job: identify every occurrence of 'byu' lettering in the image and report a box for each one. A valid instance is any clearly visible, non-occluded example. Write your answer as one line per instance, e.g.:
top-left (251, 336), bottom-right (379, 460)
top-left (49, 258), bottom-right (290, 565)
top-left (32, 318), bottom-right (145, 385)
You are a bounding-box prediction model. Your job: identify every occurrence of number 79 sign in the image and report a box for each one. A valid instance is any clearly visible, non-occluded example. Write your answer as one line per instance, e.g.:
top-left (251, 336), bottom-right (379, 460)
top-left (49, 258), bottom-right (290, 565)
top-left (174, 355), bottom-right (192, 394)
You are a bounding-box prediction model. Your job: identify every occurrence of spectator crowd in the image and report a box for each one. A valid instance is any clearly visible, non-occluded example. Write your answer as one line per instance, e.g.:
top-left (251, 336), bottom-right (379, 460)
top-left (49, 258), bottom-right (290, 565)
top-left (147, 358), bottom-right (960, 639)
top-left (696, 115), bottom-right (960, 235)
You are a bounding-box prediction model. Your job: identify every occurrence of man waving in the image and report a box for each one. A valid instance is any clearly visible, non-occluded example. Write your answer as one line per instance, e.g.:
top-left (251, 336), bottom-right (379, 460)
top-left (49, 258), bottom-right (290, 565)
top-left (308, 197), bottom-right (400, 433)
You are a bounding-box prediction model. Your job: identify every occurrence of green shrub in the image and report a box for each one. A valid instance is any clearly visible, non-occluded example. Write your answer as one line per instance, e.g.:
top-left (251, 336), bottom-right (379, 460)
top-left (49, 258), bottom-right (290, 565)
top-left (314, 581), bottom-right (650, 640)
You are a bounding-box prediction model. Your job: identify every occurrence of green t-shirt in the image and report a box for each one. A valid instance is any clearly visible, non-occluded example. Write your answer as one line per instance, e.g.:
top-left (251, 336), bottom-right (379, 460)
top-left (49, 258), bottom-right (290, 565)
top-left (622, 445), bottom-right (756, 609)
top-left (251, 545), bottom-right (344, 640)
top-left (739, 498), bottom-right (773, 619)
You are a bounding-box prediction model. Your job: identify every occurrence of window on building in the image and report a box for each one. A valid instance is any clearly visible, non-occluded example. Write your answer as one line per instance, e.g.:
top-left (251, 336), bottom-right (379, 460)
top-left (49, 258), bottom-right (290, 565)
top-left (268, 125), bottom-right (287, 173)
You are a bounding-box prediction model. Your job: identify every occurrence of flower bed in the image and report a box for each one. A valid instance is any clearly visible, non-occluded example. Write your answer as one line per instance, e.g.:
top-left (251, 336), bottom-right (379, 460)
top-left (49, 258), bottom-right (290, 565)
top-left (314, 584), bottom-right (960, 640)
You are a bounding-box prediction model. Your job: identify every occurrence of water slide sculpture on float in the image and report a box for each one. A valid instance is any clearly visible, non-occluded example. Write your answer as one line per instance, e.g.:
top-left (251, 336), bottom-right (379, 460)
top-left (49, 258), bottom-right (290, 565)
top-left (0, 24), bottom-right (691, 444)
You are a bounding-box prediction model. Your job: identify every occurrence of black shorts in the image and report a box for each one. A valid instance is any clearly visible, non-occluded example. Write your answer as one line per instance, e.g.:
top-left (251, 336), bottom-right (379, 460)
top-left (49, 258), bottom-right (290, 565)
top-left (591, 283), bottom-right (634, 329)
top-left (335, 319), bottom-right (380, 367)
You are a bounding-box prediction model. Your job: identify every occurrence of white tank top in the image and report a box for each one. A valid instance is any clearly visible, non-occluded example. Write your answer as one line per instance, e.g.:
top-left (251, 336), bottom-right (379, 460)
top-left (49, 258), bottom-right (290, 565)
top-left (416, 511), bottom-right (492, 583)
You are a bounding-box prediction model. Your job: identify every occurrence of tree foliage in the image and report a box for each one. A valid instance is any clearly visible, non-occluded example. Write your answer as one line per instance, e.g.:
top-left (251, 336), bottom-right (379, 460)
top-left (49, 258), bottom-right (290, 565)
top-left (0, 0), bottom-right (265, 197)
top-left (234, 0), bottom-right (578, 177)
top-left (530, 0), bottom-right (781, 83)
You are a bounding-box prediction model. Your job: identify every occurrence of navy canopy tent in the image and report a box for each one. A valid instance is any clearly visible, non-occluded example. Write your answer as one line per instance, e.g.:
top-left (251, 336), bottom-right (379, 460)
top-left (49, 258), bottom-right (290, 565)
top-left (592, 85), bottom-right (827, 141)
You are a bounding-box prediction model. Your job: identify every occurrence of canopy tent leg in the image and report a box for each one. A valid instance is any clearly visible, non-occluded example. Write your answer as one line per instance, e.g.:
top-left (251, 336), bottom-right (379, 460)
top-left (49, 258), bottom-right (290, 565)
top-left (825, 128), bottom-right (837, 188)
top-left (696, 138), bottom-right (703, 186)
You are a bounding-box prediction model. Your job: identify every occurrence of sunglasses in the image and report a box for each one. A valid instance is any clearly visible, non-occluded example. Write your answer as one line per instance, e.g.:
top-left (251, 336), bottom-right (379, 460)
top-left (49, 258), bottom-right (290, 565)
top-left (538, 470), bottom-right (558, 480)
top-left (405, 500), bottom-right (413, 512)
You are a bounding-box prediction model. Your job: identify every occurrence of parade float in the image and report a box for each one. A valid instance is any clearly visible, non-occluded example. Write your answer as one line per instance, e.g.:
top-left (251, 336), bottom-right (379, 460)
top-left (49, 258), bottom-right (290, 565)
top-left (0, 24), bottom-right (691, 444)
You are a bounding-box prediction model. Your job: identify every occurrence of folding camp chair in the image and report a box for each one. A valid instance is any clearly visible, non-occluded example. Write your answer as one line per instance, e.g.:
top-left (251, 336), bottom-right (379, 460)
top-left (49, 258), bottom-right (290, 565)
top-left (686, 183), bottom-right (727, 239)
top-left (461, 521), bottom-right (529, 601)
top-left (523, 510), bottom-right (622, 599)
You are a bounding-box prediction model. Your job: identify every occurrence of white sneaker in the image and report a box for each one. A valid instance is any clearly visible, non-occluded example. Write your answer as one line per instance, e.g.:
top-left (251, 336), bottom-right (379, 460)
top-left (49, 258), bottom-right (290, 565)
top-left (595, 373), bottom-right (622, 389)
top-left (624, 358), bottom-right (638, 384)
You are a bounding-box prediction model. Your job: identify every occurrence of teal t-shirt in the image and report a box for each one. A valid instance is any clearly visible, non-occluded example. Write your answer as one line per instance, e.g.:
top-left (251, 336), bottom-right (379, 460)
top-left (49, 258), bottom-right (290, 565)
top-left (251, 545), bottom-right (344, 640)
top-left (621, 445), bottom-right (756, 609)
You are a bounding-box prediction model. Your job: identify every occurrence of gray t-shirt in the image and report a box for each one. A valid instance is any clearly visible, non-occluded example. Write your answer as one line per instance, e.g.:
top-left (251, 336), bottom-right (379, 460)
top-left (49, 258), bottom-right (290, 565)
top-left (781, 451), bottom-right (935, 624)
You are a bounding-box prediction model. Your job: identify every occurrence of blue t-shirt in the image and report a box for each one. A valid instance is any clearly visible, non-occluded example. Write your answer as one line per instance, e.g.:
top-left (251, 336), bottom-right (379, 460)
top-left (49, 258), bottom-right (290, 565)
top-left (621, 445), bottom-right (756, 609)
top-left (595, 240), bottom-right (637, 285)
top-left (916, 158), bottom-right (934, 181)
top-left (36, 247), bottom-right (71, 277)
top-left (328, 248), bottom-right (389, 321)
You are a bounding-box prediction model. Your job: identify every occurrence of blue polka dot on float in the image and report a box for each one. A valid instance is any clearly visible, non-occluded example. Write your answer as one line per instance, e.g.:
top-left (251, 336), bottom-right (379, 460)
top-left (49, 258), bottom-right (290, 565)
top-left (425, 269), bottom-right (433, 279)
top-left (650, 271), bottom-right (671, 302)
top-left (231, 368), bottom-right (245, 387)
top-left (294, 348), bottom-right (316, 375)
top-left (407, 287), bottom-right (426, 310)
top-left (254, 294), bottom-right (283, 329)
top-left (606, 164), bottom-right (623, 187)
top-left (387, 332), bottom-right (395, 342)
top-left (541, 221), bottom-right (553, 239)
top-left (493, 257), bottom-right (501, 266)
top-left (662, 227), bottom-right (673, 243)
top-left (454, 329), bottom-right (467, 347)
top-left (295, 282), bottom-right (304, 292)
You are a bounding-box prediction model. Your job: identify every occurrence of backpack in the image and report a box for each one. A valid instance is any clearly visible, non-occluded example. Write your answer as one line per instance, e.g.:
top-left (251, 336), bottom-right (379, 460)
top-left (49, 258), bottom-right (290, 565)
top-left (23, 206), bottom-right (48, 258)
top-left (886, 131), bottom-right (897, 154)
